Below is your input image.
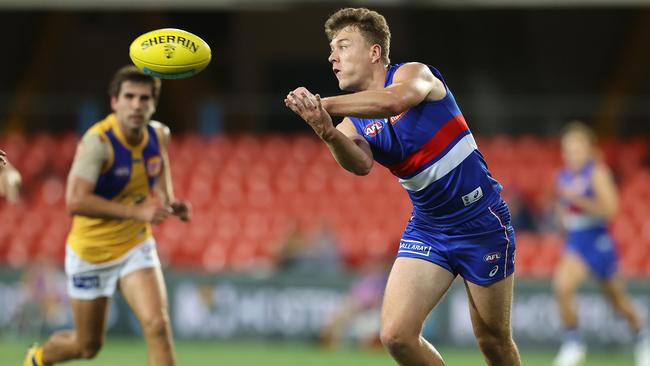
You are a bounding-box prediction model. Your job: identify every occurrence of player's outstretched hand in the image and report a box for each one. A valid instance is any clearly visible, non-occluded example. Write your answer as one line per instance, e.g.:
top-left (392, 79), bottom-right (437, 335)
top-left (0, 149), bottom-right (7, 167)
top-left (285, 87), bottom-right (335, 140)
top-left (133, 197), bottom-right (170, 224)
top-left (0, 151), bottom-right (21, 203)
top-left (169, 200), bottom-right (192, 222)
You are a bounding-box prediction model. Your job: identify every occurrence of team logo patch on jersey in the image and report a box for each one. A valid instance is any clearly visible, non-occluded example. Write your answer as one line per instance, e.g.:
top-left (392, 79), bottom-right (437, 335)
top-left (114, 166), bottom-right (131, 177)
top-left (364, 121), bottom-right (384, 137)
top-left (398, 239), bottom-right (431, 257)
top-left (484, 252), bottom-right (501, 263)
top-left (389, 111), bottom-right (407, 125)
top-left (146, 156), bottom-right (162, 177)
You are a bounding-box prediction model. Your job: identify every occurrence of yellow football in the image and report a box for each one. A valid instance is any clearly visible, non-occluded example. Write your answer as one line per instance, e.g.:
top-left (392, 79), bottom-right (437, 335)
top-left (129, 28), bottom-right (211, 79)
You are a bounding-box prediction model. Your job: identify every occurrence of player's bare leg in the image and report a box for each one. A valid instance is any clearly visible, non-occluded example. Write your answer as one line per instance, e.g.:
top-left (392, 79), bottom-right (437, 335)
top-left (380, 257), bottom-right (455, 366)
top-left (464, 275), bottom-right (521, 366)
top-left (42, 298), bottom-right (110, 364)
top-left (553, 253), bottom-right (589, 331)
top-left (600, 278), bottom-right (643, 332)
top-left (599, 276), bottom-right (650, 366)
top-left (552, 253), bottom-right (589, 366)
top-left (120, 266), bottom-right (176, 366)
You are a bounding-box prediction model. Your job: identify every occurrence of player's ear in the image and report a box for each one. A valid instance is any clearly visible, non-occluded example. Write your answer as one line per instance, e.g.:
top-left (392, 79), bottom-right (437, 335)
top-left (110, 96), bottom-right (118, 111)
top-left (370, 44), bottom-right (382, 64)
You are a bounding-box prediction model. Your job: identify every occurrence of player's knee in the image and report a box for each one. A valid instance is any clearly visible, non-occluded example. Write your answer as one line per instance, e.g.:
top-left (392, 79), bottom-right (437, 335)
top-left (78, 339), bottom-right (103, 359)
top-left (142, 314), bottom-right (171, 339)
top-left (379, 324), bottom-right (416, 353)
top-left (475, 327), bottom-right (512, 355)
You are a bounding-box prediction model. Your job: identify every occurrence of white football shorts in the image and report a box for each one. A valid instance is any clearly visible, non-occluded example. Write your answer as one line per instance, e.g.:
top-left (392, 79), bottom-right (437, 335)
top-left (65, 238), bottom-right (160, 300)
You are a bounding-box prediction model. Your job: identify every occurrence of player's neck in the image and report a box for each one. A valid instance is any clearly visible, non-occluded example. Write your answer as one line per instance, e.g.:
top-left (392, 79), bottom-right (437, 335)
top-left (362, 63), bottom-right (389, 91)
top-left (118, 123), bottom-right (145, 146)
top-left (566, 158), bottom-right (591, 172)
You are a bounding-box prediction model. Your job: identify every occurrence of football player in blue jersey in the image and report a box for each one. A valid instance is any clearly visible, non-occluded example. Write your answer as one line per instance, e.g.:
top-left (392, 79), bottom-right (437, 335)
top-left (553, 121), bottom-right (649, 366)
top-left (286, 7), bottom-right (521, 366)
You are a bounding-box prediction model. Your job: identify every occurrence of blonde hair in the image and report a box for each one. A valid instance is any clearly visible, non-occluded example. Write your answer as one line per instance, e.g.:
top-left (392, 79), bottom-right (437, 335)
top-left (324, 8), bottom-right (391, 64)
top-left (561, 120), bottom-right (596, 145)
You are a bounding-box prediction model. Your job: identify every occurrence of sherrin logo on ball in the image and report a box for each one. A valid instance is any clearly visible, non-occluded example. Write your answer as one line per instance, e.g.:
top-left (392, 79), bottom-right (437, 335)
top-left (129, 28), bottom-right (211, 79)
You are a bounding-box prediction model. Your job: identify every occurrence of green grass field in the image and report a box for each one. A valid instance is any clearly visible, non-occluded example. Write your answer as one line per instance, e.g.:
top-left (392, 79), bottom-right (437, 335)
top-left (3, 338), bottom-right (637, 365)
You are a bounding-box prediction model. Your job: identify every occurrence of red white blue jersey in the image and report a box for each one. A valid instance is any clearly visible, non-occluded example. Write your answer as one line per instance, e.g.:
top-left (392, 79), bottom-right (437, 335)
top-left (557, 160), bottom-right (608, 232)
top-left (349, 63), bottom-right (502, 226)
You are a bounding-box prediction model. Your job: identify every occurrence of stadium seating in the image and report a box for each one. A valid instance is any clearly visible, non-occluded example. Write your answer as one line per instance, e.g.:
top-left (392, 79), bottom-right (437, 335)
top-left (0, 133), bottom-right (648, 278)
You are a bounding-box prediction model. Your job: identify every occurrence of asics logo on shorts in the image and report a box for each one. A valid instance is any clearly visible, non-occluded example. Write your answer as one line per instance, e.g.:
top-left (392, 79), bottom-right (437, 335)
top-left (72, 275), bottom-right (100, 289)
top-left (398, 239), bottom-right (431, 257)
top-left (489, 265), bottom-right (499, 277)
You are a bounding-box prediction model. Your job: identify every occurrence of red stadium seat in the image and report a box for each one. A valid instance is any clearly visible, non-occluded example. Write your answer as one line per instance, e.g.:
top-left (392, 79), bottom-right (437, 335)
top-left (4, 133), bottom-right (648, 277)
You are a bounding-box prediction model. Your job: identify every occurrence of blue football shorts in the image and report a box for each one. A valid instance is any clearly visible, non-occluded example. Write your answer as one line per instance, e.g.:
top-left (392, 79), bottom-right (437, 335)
top-left (565, 227), bottom-right (618, 280)
top-left (397, 198), bottom-right (516, 285)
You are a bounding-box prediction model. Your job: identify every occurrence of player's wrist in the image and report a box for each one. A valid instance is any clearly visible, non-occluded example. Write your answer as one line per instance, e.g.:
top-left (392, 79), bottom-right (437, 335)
top-left (319, 126), bottom-right (338, 143)
top-left (126, 205), bottom-right (139, 221)
top-left (320, 97), bottom-right (331, 112)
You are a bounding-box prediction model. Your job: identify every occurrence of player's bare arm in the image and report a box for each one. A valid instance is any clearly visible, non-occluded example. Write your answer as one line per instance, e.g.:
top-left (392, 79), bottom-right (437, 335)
top-left (322, 63), bottom-right (446, 118)
top-left (561, 164), bottom-right (618, 219)
top-left (0, 151), bottom-right (21, 203)
top-left (65, 132), bottom-right (170, 224)
top-left (152, 121), bottom-right (191, 221)
top-left (285, 89), bottom-right (373, 175)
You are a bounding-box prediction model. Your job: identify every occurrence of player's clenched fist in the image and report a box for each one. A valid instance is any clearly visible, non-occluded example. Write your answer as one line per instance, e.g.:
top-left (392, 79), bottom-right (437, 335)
top-left (132, 198), bottom-right (170, 224)
top-left (169, 200), bottom-right (192, 222)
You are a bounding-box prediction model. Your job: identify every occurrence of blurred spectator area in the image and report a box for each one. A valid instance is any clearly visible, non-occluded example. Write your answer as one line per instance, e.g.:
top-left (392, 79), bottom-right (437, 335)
top-left (0, 133), bottom-right (648, 278)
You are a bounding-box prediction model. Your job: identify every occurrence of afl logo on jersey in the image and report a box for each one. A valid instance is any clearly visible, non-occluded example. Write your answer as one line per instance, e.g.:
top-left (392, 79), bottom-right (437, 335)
top-left (146, 156), bottom-right (162, 177)
top-left (364, 121), bottom-right (384, 137)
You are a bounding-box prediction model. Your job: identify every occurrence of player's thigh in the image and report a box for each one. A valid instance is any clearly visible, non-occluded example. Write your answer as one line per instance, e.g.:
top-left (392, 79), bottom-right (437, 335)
top-left (381, 257), bottom-right (455, 334)
top-left (71, 297), bottom-right (110, 345)
top-left (119, 266), bottom-right (169, 325)
top-left (118, 239), bottom-right (169, 322)
top-left (463, 274), bottom-right (514, 337)
top-left (553, 252), bottom-right (589, 294)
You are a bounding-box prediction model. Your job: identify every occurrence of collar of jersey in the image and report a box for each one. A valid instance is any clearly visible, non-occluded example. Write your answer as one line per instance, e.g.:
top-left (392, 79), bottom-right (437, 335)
top-left (107, 114), bottom-right (149, 154)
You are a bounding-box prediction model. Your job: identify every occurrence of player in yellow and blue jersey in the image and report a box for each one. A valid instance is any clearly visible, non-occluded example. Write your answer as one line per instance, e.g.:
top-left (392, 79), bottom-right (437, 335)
top-left (24, 66), bottom-right (190, 366)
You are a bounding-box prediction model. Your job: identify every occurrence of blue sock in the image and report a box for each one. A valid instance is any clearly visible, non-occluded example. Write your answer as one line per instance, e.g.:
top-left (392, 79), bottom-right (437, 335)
top-left (564, 328), bottom-right (583, 344)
